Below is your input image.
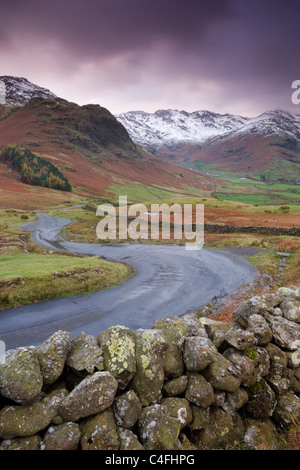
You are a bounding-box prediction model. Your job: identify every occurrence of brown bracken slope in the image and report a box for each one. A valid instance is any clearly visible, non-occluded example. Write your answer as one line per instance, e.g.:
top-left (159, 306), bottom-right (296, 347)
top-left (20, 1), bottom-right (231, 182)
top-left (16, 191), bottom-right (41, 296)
top-left (0, 98), bottom-right (213, 210)
top-left (154, 132), bottom-right (300, 177)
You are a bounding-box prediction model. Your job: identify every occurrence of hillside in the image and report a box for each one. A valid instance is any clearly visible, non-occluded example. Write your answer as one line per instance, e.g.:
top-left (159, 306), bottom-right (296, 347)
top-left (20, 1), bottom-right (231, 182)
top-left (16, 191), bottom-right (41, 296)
top-left (0, 76), bottom-right (57, 106)
top-left (0, 78), bottom-right (213, 210)
top-left (117, 109), bottom-right (300, 183)
top-left (1, 144), bottom-right (72, 191)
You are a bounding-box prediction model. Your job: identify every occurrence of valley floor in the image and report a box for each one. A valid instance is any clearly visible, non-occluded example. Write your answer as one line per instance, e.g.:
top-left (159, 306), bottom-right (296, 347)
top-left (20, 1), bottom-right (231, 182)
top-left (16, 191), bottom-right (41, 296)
top-left (0, 195), bottom-right (299, 339)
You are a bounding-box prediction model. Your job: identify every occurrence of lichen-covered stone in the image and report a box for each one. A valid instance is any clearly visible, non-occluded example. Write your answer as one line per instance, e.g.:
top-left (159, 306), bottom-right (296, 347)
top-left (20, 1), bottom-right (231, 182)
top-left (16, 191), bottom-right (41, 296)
top-left (179, 313), bottom-right (209, 337)
top-left (113, 390), bottom-right (142, 428)
top-left (247, 314), bottom-right (273, 346)
top-left (60, 371), bottom-right (118, 421)
top-left (174, 433), bottom-right (198, 450)
top-left (1, 287), bottom-right (300, 452)
top-left (286, 350), bottom-right (300, 369)
top-left (80, 408), bottom-right (120, 450)
top-left (201, 318), bottom-right (232, 349)
top-left (244, 418), bottom-right (279, 450)
top-left (163, 376), bottom-right (188, 397)
top-left (183, 336), bottom-right (215, 371)
top-left (189, 405), bottom-right (210, 431)
top-left (272, 307), bottom-right (283, 317)
top-left (267, 377), bottom-right (290, 395)
top-left (185, 372), bottom-right (215, 408)
top-left (234, 296), bottom-right (269, 327)
top-left (193, 407), bottom-right (244, 450)
top-left (194, 306), bottom-right (214, 320)
top-left (36, 331), bottom-right (71, 385)
top-left (251, 346), bottom-right (270, 378)
top-left (223, 347), bottom-right (258, 387)
top-left (138, 404), bottom-right (181, 450)
top-left (222, 388), bottom-right (248, 412)
top-left (265, 316), bottom-right (300, 350)
top-left (161, 397), bottom-right (192, 429)
top-left (265, 343), bottom-right (287, 378)
top-left (131, 329), bottom-right (168, 406)
top-left (202, 353), bottom-right (242, 392)
top-left (66, 332), bottom-right (103, 375)
top-left (41, 422), bottom-right (81, 450)
top-left (277, 286), bottom-right (300, 301)
top-left (98, 325), bottom-right (136, 389)
top-left (246, 379), bottom-right (276, 419)
top-left (0, 346), bottom-right (43, 405)
top-left (213, 390), bottom-right (226, 407)
top-left (261, 293), bottom-right (285, 310)
top-left (280, 298), bottom-right (300, 324)
top-left (224, 327), bottom-right (256, 350)
top-left (118, 428), bottom-right (145, 450)
top-left (152, 317), bottom-right (189, 378)
top-left (0, 388), bottom-right (68, 439)
top-left (0, 435), bottom-right (42, 450)
top-left (51, 414), bottom-right (64, 426)
top-left (272, 391), bottom-right (300, 426)
top-left (283, 368), bottom-right (300, 393)
top-left (234, 294), bottom-right (285, 325)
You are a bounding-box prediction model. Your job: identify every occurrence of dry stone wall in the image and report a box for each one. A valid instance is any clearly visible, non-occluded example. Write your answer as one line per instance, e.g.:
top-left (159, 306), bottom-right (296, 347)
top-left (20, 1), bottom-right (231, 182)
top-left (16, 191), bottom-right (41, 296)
top-left (204, 224), bottom-right (300, 237)
top-left (0, 286), bottom-right (300, 450)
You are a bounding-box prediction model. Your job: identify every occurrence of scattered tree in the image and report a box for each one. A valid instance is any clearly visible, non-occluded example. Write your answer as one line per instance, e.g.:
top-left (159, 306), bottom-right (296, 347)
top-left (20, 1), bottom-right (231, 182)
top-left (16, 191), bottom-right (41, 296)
top-left (1, 144), bottom-right (72, 192)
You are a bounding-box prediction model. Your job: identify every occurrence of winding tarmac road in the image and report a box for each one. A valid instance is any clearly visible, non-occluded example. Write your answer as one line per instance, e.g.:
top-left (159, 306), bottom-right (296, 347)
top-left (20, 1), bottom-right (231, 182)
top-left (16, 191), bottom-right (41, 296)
top-left (0, 214), bottom-right (257, 349)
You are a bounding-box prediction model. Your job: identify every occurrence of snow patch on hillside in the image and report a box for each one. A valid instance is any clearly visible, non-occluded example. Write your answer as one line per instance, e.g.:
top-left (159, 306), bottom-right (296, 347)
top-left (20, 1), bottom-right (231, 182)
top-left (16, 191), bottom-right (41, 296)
top-left (0, 76), bottom-right (57, 106)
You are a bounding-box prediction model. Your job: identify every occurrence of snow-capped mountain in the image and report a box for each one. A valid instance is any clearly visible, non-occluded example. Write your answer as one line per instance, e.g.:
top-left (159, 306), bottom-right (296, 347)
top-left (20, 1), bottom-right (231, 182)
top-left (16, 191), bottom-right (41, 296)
top-left (0, 76), bottom-right (57, 106)
top-left (117, 109), bottom-right (300, 177)
top-left (0, 76), bottom-right (214, 207)
top-left (1, 75), bottom-right (299, 179)
top-left (234, 110), bottom-right (300, 139)
top-left (116, 109), bottom-right (250, 148)
top-left (117, 109), bottom-right (300, 150)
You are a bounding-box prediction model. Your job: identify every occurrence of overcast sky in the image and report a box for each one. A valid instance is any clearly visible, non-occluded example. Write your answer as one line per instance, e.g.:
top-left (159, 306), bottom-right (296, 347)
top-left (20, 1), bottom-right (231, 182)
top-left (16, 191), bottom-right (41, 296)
top-left (1, 0), bottom-right (300, 116)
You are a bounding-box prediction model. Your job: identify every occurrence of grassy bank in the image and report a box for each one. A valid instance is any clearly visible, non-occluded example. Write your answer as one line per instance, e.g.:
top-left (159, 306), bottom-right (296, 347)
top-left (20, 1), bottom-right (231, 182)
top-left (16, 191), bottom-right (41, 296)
top-left (0, 253), bottom-right (133, 310)
top-left (0, 209), bottom-right (133, 310)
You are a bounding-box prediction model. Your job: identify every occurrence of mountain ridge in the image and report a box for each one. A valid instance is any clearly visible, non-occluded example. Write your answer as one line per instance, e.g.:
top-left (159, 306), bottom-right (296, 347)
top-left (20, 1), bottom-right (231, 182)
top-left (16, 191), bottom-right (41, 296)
top-left (117, 108), bottom-right (300, 179)
top-left (117, 108), bottom-right (300, 146)
top-left (0, 76), bottom-right (57, 106)
top-left (0, 76), bottom-right (212, 209)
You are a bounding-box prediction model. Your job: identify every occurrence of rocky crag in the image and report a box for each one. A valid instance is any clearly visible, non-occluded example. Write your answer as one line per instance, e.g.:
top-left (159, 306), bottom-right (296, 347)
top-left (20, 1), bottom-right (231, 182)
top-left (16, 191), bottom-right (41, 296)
top-left (0, 286), bottom-right (300, 450)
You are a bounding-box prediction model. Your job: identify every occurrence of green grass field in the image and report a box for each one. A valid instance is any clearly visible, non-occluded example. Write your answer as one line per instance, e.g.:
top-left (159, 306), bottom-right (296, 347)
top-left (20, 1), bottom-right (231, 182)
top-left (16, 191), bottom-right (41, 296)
top-left (186, 160), bottom-right (300, 205)
top-left (0, 253), bottom-right (122, 280)
top-left (0, 209), bottom-right (133, 309)
top-left (107, 182), bottom-right (209, 203)
top-left (0, 252), bottom-right (132, 309)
